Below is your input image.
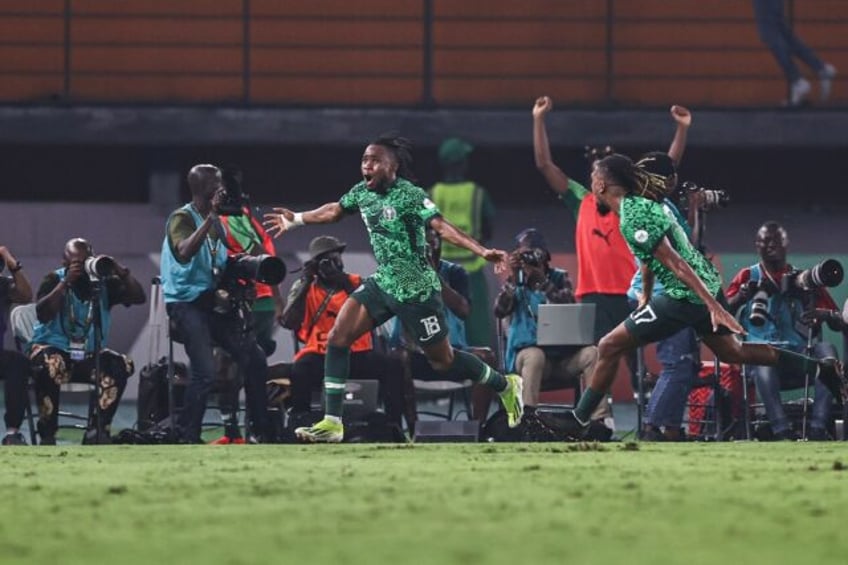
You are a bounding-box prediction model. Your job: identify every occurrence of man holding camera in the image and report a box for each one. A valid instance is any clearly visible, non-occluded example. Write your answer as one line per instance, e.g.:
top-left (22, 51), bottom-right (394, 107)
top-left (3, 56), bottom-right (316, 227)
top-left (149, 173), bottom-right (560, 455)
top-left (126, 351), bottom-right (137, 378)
top-left (160, 164), bottom-right (274, 443)
top-left (726, 221), bottom-right (845, 440)
top-left (0, 245), bottom-right (33, 445)
top-left (281, 235), bottom-right (406, 429)
top-left (214, 179), bottom-right (284, 444)
top-left (29, 238), bottom-right (145, 444)
top-left (494, 229), bottom-right (611, 439)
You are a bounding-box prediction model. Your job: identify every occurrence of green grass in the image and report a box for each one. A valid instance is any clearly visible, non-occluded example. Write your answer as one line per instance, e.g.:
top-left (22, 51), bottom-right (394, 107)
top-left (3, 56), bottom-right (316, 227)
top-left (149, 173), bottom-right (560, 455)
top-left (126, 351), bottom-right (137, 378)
top-left (1, 442), bottom-right (848, 565)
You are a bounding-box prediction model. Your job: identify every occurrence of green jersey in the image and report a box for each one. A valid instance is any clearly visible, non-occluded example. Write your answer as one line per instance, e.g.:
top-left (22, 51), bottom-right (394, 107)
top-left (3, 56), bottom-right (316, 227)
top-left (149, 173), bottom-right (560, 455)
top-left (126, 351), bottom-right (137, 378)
top-left (339, 178), bottom-right (441, 302)
top-left (619, 195), bottom-right (721, 303)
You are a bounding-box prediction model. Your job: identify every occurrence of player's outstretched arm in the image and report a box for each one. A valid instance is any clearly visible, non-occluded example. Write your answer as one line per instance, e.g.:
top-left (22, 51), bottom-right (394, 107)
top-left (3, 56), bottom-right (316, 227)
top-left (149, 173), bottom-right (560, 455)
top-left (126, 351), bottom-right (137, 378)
top-left (262, 202), bottom-right (344, 238)
top-left (532, 96), bottom-right (572, 195)
top-left (652, 237), bottom-right (744, 334)
top-left (430, 216), bottom-right (508, 273)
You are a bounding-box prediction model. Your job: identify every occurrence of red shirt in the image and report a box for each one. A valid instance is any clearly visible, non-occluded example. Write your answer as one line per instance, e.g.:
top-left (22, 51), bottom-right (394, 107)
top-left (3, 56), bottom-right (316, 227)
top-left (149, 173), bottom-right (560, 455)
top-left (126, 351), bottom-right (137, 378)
top-left (726, 263), bottom-right (837, 310)
top-left (574, 194), bottom-right (635, 298)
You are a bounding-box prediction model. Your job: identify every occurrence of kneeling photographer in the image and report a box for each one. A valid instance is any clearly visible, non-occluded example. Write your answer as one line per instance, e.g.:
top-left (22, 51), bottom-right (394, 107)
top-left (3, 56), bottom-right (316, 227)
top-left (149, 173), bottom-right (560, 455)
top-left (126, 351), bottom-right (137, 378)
top-left (161, 164), bottom-right (284, 443)
top-left (726, 221), bottom-right (845, 440)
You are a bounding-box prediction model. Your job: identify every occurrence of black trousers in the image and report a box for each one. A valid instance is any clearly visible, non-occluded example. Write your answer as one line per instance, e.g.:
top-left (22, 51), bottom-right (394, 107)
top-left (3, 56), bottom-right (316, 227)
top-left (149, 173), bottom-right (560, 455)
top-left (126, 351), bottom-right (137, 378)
top-left (167, 299), bottom-right (271, 443)
top-left (290, 350), bottom-right (405, 426)
top-left (0, 349), bottom-right (30, 430)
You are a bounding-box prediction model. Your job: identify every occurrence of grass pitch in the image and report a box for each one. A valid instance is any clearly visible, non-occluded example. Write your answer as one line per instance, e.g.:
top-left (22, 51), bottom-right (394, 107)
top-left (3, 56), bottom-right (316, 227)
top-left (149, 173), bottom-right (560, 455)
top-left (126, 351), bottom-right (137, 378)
top-left (1, 442), bottom-right (847, 565)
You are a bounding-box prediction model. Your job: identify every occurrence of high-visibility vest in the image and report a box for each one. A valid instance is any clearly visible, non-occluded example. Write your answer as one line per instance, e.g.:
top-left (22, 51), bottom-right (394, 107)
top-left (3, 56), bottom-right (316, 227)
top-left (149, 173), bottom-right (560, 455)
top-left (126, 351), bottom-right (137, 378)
top-left (429, 181), bottom-right (487, 272)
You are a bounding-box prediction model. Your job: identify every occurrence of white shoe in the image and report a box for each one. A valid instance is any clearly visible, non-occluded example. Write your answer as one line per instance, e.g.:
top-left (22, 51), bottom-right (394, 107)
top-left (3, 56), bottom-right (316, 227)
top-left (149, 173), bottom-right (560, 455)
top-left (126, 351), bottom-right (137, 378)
top-left (789, 78), bottom-right (811, 106)
top-left (820, 64), bottom-right (837, 101)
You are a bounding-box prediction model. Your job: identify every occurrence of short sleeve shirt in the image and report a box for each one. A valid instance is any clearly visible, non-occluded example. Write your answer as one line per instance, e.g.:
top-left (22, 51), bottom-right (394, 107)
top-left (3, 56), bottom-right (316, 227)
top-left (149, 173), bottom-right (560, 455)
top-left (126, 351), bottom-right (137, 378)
top-left (620, 195), bottom-right (721, 303)
top-left (339, 178), bottom-right (441, 302)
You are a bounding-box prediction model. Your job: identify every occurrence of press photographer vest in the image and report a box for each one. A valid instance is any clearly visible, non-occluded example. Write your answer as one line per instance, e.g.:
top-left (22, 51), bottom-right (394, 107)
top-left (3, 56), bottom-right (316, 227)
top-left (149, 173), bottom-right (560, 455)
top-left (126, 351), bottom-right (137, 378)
top-left (30, 267), bottom-right (112, 353)
top-left (295, 274), bottom-right (371, 360)
top-left (160, 204), bottom-right (228, 303)
top-left (738, 263), bottom-right (806, 348)
top-left (429, 182), bottom-right (488, 272)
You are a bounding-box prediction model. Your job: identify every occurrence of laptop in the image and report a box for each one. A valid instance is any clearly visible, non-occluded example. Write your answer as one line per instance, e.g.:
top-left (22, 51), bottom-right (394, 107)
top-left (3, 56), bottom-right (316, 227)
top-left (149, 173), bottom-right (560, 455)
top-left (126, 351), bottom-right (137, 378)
top-left (342, 379), bottom-right (380, 422)
top-left (536, 303), bottom-right (596, 346)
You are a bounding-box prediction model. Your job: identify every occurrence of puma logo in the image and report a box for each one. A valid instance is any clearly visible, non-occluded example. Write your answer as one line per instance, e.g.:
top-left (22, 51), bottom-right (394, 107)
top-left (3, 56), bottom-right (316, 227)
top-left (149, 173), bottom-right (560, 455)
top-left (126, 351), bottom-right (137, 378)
top-left (592, 228), bottom-right (613, 246)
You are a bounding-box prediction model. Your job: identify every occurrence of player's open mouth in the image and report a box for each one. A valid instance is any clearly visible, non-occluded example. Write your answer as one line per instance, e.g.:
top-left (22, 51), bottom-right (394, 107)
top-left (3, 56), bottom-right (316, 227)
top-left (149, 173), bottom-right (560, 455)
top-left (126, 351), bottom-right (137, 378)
top-left (364, 174), bottom-right (375, 187)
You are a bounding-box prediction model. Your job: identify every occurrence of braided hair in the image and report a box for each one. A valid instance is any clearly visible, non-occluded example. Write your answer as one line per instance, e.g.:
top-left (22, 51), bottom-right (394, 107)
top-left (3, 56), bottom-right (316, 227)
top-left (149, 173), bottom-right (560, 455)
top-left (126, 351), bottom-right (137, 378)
top-left (371, 133), bottom-right (418, 183)
top-left (595, 153), bottom-right (668, 203)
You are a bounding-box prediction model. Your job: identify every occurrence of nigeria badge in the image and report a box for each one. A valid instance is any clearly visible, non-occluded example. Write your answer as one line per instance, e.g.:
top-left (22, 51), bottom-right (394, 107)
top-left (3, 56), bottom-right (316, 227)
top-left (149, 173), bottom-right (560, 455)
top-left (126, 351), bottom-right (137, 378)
top-left (382, 206), bottom-right (397, 221)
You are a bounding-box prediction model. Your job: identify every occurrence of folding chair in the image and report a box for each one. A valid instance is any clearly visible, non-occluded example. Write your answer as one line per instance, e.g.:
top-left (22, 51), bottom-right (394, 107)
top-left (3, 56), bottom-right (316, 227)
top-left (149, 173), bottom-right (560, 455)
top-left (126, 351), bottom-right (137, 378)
top-left (8, 304), bottom-right (37, 444)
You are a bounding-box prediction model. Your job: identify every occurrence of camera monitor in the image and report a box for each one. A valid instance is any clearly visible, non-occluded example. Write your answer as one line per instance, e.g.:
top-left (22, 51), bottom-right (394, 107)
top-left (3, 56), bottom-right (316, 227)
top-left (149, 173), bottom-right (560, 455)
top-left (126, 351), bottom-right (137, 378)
top-left (536, 303), bottom-right (597, 346)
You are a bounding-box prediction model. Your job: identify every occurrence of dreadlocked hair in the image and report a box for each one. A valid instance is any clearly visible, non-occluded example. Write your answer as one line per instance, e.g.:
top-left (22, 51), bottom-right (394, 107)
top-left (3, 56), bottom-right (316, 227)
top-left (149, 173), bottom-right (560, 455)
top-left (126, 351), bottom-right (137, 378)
top-left (596, 153), bottom-right (668, 203)
top-left (371, 133), bottom-right (418, 183)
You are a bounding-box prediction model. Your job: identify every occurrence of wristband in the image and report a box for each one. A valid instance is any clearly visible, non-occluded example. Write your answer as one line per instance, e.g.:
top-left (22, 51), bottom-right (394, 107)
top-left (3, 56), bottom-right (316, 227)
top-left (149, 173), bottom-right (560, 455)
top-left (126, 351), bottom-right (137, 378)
top-left (282, 212), bottom-right (305, 231)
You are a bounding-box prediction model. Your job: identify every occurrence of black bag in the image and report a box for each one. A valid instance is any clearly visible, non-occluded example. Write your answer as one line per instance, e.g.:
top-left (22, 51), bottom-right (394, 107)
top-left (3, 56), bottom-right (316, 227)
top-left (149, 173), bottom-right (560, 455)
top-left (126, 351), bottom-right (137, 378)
top-left (481, 409), bottom-right (613, 442)
top-left (137, 357), bottom-right (188, 431)
top-left (343, 412), bottom-right (406, 443)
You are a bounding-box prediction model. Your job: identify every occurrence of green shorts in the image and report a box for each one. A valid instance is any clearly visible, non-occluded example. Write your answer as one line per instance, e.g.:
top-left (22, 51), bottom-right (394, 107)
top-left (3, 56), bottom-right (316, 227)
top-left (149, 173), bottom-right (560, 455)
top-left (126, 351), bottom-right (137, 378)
top-left (351, 277), bottom-right (449, 347)
top-left (624, 292), bottom-right (732, 345)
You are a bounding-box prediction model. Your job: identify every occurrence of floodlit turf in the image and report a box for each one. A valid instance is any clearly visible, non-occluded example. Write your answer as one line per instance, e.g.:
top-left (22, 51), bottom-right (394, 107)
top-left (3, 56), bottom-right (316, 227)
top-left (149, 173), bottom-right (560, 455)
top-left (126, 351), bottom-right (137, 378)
top-left (1, 442), bottom-right (848, 564)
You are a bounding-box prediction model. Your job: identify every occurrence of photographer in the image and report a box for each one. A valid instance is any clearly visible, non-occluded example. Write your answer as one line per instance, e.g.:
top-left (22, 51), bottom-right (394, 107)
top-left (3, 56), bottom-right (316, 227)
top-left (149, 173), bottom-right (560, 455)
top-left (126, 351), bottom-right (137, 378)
top-left (213, 174), bottom-right (284, 444)
top-left (726, 222), bottom-right (845, 440)
top-left (494, 229), bottom-right (611, 438)
top-left (160, 164), bottom-right (274, 443)
top-left (0, 245), bottom-right (33, 445)
top-left (281, 235), bottom-right (406, 430)
top-left (30, 238), bottom-right (145, 444)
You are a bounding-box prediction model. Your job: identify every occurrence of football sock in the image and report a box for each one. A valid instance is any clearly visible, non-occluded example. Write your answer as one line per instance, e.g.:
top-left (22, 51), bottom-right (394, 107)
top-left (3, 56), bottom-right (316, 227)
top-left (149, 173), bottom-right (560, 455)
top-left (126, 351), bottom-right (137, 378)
top-left (447, 350), bottom-right (508, 392)
top-left (776, 348), bottom-right (820, 377)
top-left (324, 344), bottom-right (350, 418)
top-left (574, 387), bottom-right (605, 424)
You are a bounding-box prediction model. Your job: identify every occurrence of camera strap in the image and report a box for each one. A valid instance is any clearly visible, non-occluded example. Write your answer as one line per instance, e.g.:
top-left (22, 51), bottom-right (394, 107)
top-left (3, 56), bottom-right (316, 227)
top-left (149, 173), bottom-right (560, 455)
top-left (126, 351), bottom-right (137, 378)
top-left (304, 287), bottom-right (335, 339)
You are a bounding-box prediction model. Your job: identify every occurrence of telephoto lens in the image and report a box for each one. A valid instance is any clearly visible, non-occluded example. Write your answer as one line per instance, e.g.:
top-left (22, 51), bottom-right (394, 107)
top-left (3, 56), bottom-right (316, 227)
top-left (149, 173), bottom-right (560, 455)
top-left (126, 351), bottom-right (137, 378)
top-left (792, 259), bottom-right (844, 291)
top-left (83, 255), bottom-right (117, 281)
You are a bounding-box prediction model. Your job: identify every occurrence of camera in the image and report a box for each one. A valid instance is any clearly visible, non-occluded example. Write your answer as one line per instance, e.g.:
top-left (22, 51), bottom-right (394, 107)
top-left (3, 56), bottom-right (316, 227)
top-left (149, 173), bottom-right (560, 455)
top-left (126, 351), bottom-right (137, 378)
top-left (216, 166), bottom-right (248, 216)
top-left (317, 256), bottom-right (343, 279)
top-left (787, 259), bottom-right (844, 293)
top-left (519, 248), bottom-right (547, 267)
top-left (584, 145), bottom-right (614, 163)
top-left (213, 254), bottom-right (287, 316)
top-left (226, 254), bottom-right (287, 286)
top-left (749, 289), bottom-right (771, 327)
top-left (681, 181), bottom-right (730, 211)
top-left (83, 255), bottom-right (117, 281)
